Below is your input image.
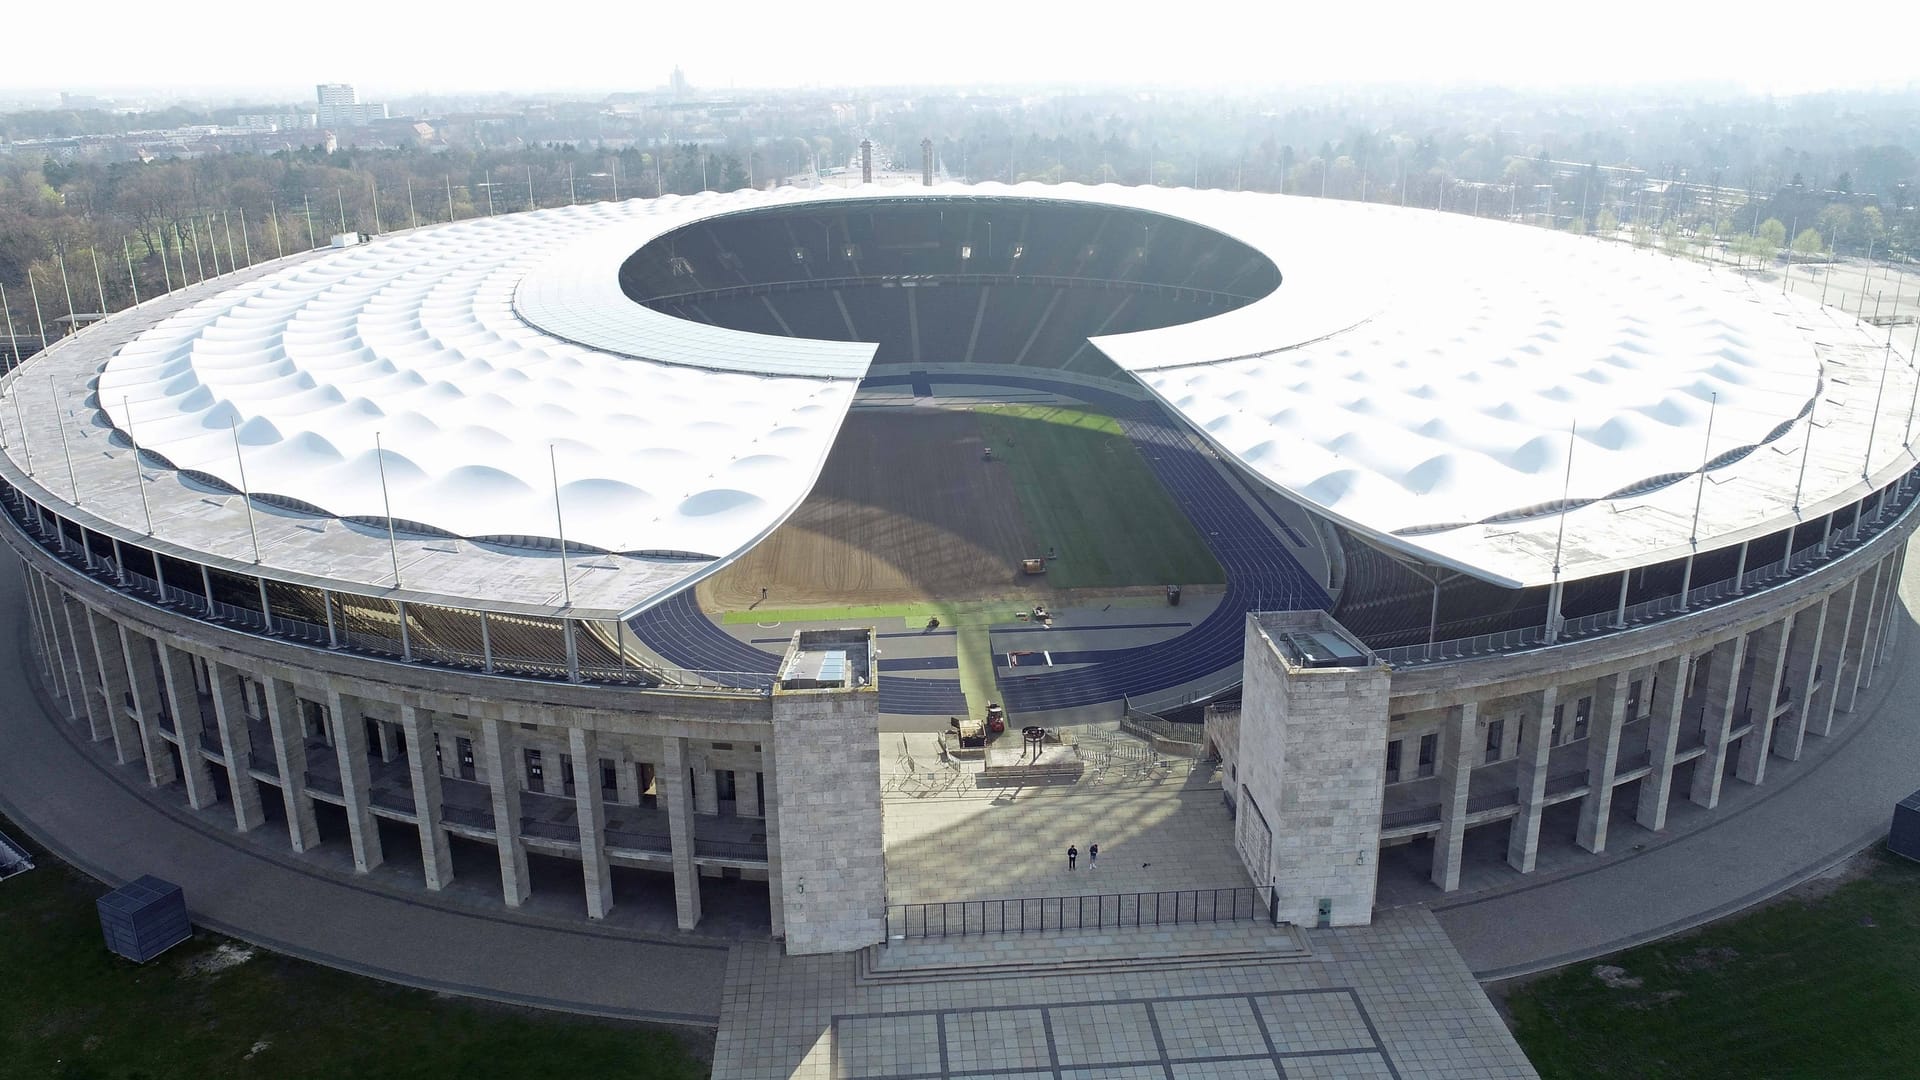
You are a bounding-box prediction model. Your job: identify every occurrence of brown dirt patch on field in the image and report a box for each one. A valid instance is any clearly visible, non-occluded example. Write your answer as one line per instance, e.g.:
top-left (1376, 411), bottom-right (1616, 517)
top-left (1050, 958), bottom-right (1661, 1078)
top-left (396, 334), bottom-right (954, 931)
top-left (701, 409), bottom-right (1042, 609)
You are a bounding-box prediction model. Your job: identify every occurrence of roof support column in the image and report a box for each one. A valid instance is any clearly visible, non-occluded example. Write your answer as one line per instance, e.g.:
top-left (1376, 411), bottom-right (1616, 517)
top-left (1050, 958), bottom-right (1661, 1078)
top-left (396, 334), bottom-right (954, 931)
top-left (1687, 633), bottom-right (1747, 810)
top-left (1506, 687), bottom-right (1558, 874)
top-left (325, 687), bottom-right (384, 873)
top-left (1813, 580), bottom-right (1858, 733)
top-left (1774, 600), bottom-right (1826, 763)
top-left (59, 594), bottom-right (107, 742)
top-left (479, 716), bottom-right (531, 907)
top-left (263, 676), bottom-right (320, 853)
top-left (1844, 559), bottom-right (1886, 711)
top-left (1576, 671), bottom-right (1630, 853)
top-left (1635, 654), bottom-right (1687, 832)
top-left (1614, 570), bottom-right (1629, 627)
top-left (1733, 541), bottom-right (1749, 593)
top-left (85, 608), bottom-right (140, 765)
top-left (208, 662), bottom-right (267, 832)
top-left (400, 704), bottom-right (452, 891)
top-left (661, 735), bottom-right (703, 931)
top-left (118, 626), bottom-right (175, 787)
top-left (569, 725), bottom-right (613, 919)
top-left (157, 642), bottom-right (217, 810)
top-left (1429, 701), bottom-right (1478, 892)
top-left (1735, 616), bottom-right (1792, 787)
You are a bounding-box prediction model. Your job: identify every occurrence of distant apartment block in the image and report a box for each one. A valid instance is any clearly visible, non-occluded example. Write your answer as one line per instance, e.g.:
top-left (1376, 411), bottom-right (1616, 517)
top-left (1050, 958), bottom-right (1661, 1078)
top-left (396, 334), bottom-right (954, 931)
top-left (315, 83), bottom-right (389, 127)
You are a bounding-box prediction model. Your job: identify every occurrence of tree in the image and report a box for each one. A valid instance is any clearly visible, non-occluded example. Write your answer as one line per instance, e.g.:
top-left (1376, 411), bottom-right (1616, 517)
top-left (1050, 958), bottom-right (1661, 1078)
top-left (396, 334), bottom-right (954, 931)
top-left (1595, 209), bottom-right (1619, 235)
top-left (1565, 216), bottom-right (1587, 235)
top-left (1758, 218), bottom-right (1788, 249)
top-left (1791, 227), bottom-right (1826, 259)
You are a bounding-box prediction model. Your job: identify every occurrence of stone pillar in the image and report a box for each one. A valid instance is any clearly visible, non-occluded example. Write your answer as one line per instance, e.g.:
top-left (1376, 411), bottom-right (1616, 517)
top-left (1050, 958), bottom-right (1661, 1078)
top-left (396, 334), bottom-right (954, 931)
top-left (692, 758), bottom-right (720, 815)
top-left (85, 609), bottom-right (140, 765)
top-left (42, 582), bottom-right (85, 722)
top-left (23, 569), bottom-right (57, 683)
top-left (399, 705), bottom-right (452, 891)
top-left (376, 720), bottom-right (400, 763)
top-left (1506, 686), bottom-right (1558, 873)
top-left (60, 596), bottom-right (108, 742)
top-left (569, 726), bottom-right (613, 919)
top-left (1775, 602), bottom-right (1826, 762)
top-left (1734, 617), bottom-right (1792, 786)
top-left (1688, 634), bottom-right (1748, 809)
top-left (1860, 553), bottom-right (1897, 690)
top-left (478, 716), bottom-right (531, 907)
top-left (738, 770), bottom-right (763, 818)
top-left (1844, 560), bottom-right (1885, 711)
top-left (1635, 654), bottom-right (1688, 831)
top-left (1429, 701), bottom-right (1478, 892)
top-left (614, 750), bottom-right (640, 806)
top-left (156, 643), bottom-right (217, 810)
top-left (263, 677), bottom-right (320, 853)
top-left (325, 688), bottom-right (384, 873)
top-left (118, 626), bottom-right (176, 787)
top-left (1815, 579), bottom-right (1858, 731)
top-left (661, 736), bottom-right (703, 930)
top-left (763, 753), bottom-right (785, 940)
top-left (1878, 546), bottom-right (1908, 665)
top-left (1576, 671), bottom-right (1630, 853)
top-left (207, 662), bottom-right (267, 832)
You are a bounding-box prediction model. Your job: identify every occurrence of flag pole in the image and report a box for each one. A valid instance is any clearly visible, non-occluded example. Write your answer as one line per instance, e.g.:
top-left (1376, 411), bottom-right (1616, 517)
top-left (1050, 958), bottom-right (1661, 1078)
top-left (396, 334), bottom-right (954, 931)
top-left (124, 397), bottom-right (153, 533)
top-left (229, 415), bottom-right (262, 563)
top-left (374, 432), bottom-right (402, 588)
top-left (550, 444), bottom-right (573, 607)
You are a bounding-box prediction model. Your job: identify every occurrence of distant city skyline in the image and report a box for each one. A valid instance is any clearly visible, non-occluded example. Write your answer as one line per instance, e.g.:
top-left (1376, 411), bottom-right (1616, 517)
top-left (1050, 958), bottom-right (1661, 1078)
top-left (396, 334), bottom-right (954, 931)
top-left (3, 0), bottom-right (1919, 98)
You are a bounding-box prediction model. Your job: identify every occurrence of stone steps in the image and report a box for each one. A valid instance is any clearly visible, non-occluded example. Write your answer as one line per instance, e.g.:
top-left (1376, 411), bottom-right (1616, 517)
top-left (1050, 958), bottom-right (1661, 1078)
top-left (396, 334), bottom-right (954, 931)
top-left (857, 922), bottom-right (1310, 984)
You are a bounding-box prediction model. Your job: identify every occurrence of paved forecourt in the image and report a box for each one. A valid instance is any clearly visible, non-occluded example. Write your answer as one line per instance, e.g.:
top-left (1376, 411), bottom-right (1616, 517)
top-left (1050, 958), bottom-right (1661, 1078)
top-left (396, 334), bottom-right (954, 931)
top-left (713, 906), bottom-right (1536, 1079)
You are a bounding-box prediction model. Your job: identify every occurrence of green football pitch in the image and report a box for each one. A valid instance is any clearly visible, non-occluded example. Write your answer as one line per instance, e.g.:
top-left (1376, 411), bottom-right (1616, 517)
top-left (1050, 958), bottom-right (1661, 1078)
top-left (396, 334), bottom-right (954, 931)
top-left (972, 404), bottom-right (1225, 590)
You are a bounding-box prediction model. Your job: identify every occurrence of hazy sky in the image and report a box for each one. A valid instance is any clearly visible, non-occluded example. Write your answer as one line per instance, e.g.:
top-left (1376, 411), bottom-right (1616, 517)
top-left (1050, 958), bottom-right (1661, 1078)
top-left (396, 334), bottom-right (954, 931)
top-left (6, 0), bottom-right (1919, 98)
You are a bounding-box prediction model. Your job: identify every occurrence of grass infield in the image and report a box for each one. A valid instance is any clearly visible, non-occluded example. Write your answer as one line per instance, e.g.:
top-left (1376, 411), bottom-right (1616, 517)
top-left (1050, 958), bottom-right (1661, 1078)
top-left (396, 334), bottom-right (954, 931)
top-left (1507, 846), bottom-right (1920, 1079)
top-left (0, 815), bottom-right (710, 1080)
top-left (973, 404), bottom-right (1224, 590)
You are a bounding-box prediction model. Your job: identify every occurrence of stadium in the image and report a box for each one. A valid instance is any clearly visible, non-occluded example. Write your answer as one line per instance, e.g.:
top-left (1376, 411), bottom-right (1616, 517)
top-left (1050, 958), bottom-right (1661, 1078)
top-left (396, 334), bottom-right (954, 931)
top-left (3, 180), bottom-right (1915, 952)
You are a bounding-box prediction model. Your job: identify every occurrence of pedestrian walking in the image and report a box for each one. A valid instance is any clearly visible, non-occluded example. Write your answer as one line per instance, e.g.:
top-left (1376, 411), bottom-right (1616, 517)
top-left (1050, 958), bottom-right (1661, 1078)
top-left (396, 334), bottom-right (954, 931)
top-left (1067, 844), bottom-right (1078, 871)
top-left (1089, 842), bottom-right (1099, 870)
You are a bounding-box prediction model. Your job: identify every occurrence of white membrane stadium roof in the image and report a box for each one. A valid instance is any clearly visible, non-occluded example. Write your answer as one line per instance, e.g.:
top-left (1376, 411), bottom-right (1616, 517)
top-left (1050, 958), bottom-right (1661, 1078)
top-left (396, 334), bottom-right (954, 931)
top-left (49, 183), bottom-right (1920, 609)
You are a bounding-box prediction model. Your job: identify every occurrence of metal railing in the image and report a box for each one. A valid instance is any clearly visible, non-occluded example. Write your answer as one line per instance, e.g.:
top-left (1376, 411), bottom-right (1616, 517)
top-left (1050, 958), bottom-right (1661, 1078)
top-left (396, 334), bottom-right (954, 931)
top-left (1379, 477), bottom-right (1919, 669)
top-left (887, 885), bottom-right (1276, 941)
top-left (0, 489), bottom-right (778, 696)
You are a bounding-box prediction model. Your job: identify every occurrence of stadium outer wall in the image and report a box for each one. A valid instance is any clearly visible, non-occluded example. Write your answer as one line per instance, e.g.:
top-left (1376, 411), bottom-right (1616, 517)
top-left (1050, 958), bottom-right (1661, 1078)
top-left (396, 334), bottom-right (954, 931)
top-left (5, 456), bottom-right (1918, 944)
top-left (1214, 468), bottom-right (1920, 926)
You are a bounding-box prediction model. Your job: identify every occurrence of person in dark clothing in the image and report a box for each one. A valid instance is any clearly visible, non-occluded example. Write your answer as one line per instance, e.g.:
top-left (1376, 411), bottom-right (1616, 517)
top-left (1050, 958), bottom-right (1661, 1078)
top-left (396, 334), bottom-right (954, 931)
top-left (1089, 842), bottom-right (1099, 869)
top-left (1067, 844), bottom-right (1078, 871)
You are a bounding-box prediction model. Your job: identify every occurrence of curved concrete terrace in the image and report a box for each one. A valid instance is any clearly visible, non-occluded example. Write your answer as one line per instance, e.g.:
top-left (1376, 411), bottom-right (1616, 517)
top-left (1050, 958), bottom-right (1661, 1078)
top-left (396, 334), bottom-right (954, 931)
top-left (1, 542), bottom-right (1916, 1020)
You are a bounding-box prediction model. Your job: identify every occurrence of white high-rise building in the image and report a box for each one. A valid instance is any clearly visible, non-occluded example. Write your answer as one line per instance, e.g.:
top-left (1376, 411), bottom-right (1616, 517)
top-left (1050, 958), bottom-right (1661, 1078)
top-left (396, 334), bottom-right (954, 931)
top-left (315, 83), bottom-right (389, 127)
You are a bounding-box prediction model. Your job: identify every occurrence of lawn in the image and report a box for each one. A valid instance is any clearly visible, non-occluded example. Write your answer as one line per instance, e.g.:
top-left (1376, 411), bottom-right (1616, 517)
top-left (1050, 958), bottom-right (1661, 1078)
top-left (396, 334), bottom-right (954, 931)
top-left (0, 818), bottom-right (711, 1080)
top-left (1506, 846), bottom-right (1920, 1079)
top-left (973, 404), bottom-right (1224, 590)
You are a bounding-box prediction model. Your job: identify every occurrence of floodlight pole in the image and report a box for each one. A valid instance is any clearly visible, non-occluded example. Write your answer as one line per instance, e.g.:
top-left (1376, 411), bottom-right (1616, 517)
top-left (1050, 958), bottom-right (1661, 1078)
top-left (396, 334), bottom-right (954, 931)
top-left (1865, 325), bottom-right (1893, 480)
top-left (223, 211), bottom-right (237, 267)
top-left (611, 159), bottom-right (619, 201)
top-left (304, 194), bottom-right (316, 249)
top-left (10, 391), bottom-right (31, 476)
top-left (123, 397), bottom-right (152, 533)
top-left (0, 281), bottom-right (16, 377)
top-left (1545, 421), bottom-right (1577, 643)
top-left (239, 208), bottom-right (253, 265)
top-left (56, 253), bottom-right (77, 324)
top-left (550, 444), bottom-right (573, 608)
top-left (90, 248), bottom-right (107, 315)
top-left (28, 271), bottom-right (49, 350)
top-left (446, 175), bottom-right (456, 222)
top-left (229, 415), bottom-right (262, 563)
top-left (370, 177), bottom-right (383, 234)
top-left (1680, 392), bottom-right (1718, 603)
top-left (374, 431), bottom-right (402, 588)
top-left (50, 375), bottom-right (80, 506)
top-left (407, 176), bottom-right (418, 229)
top-left (270, 201), bottom-right (285, 259)
top-left (1795, 391), bottom-right (1818, 512)
top-left (527, 165), bottom-right (535, 211)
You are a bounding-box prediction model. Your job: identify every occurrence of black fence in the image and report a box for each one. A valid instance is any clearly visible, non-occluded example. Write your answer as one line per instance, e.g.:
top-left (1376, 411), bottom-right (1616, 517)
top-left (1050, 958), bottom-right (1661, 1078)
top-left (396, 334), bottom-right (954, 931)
top-left (888, 885), bottom-right (1275, 941)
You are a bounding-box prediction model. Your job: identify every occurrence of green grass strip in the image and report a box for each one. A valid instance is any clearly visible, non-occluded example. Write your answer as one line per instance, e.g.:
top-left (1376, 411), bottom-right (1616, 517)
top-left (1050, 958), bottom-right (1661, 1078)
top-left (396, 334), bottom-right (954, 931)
top-left (974, 404), bottom-right (1224, 589)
